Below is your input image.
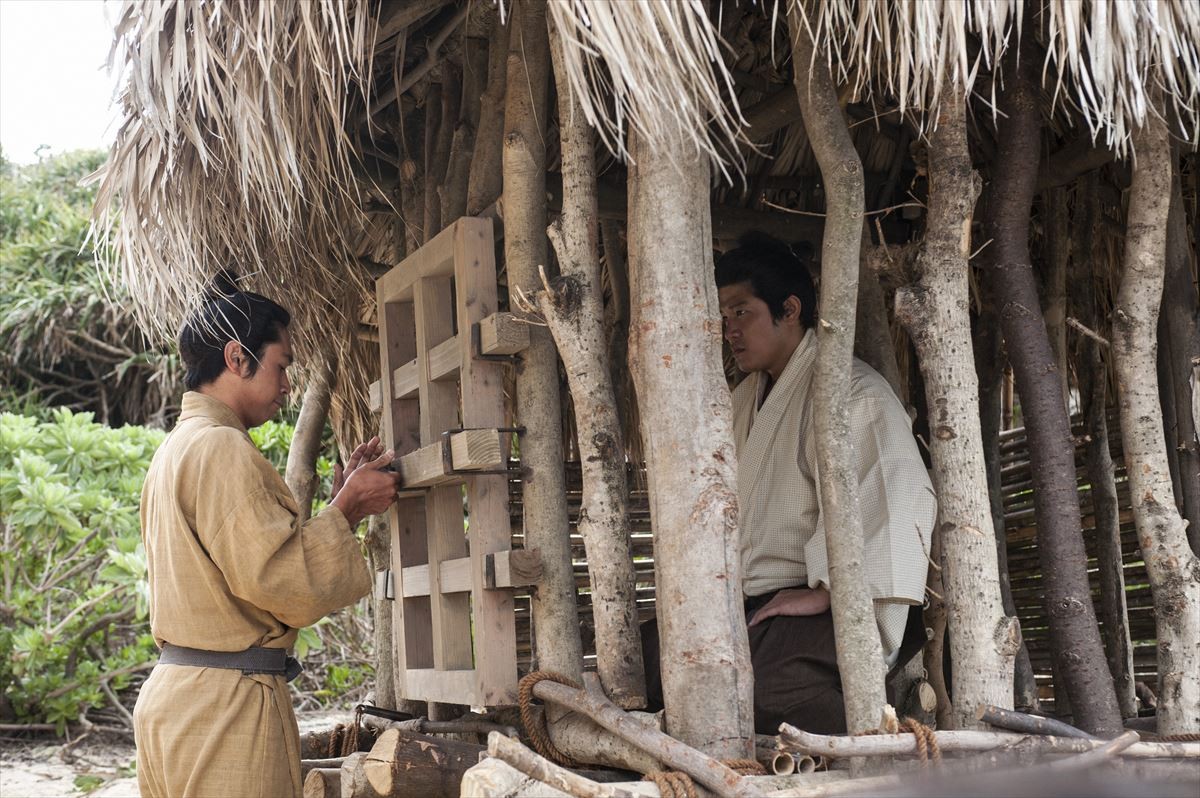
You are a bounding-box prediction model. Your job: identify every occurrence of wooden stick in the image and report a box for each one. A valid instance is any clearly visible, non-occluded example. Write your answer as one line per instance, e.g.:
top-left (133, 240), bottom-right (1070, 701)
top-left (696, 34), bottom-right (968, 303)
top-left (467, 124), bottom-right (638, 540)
top-left (977, 705), bottom-right (1095, 739)
top-left (488, 732), bottom-right (643, 798)
top-left (300, 757), bottom-right (344, 778)
top-left (778, 724), bottom-right (1199, 759)
top-left (532, 676), bottom-right (765, 798)
top-left (1039, 731), bottom-right (1139, 771)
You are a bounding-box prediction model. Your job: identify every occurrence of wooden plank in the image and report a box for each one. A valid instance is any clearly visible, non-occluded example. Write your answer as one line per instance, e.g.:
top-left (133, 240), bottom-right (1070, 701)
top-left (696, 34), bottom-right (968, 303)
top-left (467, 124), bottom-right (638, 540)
top-left (478, 312), bottom-right (530, 355)
top-left (377, 220), bottom-right (459, 303)
top-left (439, 557), bottom-right (472, 594)
top-left (428, 335), bottom-right (461, 383)
top-left (393, 359), bottom-right (419, 400)
top-left (401, 564), bottom-right (431, 598)
top-left (394, 429), bottom-right (508, 489)
top-left (404, 668), bottom-right (481, 706)
top-left (368, 379), bottom-right (382, 412)
top-left (414, 275), bottom-right (473, 673)
top-left (486, 549), bottom-right (542, 589)
top-left (453, 217), bottom-right (518, 707)
top-left (374, 295), bottom-right (430, 683)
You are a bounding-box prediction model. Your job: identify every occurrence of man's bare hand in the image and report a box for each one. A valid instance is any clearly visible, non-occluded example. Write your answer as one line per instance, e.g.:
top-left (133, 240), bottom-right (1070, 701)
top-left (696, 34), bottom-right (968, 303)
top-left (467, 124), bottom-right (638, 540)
top-left (331, 447), bottom-right (400, 527)
top-left (331, 436), bottom-right (385, 500)
top-left (747, 587), bottom-right (831, 627)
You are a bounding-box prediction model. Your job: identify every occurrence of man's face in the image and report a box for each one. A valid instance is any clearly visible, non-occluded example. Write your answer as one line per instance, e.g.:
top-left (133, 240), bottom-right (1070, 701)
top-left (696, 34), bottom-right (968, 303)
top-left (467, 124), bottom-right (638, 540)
top-left (238, 328), bottom-right (293, 427)
top-left (718, 281), bottom-right (803, 379)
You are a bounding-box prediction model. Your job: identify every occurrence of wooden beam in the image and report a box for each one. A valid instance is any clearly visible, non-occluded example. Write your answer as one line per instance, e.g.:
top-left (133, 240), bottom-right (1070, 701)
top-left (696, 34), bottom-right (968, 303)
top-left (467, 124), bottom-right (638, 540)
top-left (479, 312), bottom-right (530, 355)
top-left (394, 359), bottom-right (420, 400)
top-left (392, 428), bottom-right (510, 489)
top-left (428, 336), bottom-right (461, 382)
top-left (402, 557), bottom-right (473, 597)
top-left (486, 548), bottom-right (542, 589)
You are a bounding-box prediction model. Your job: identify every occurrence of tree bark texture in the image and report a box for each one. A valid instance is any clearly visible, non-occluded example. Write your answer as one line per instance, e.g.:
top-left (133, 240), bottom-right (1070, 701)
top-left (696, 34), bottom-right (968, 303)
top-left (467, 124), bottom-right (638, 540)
top-left (467, 13), bottom-right (511, 215)
top-left (1041, 187), bottom-right (1070, 407)
top-left (855, 250), bottom-right (904, 399)
top-left (441, 32), bottom-right (488, 223)
top-left (284, 358), bottom-right (334, 523)
top-left (922, 521), bottom-right (952, 729)
top-left (978, 31), bottom-right (1122, 736)
top-left (787, 3), bottom-right (886, 734)
top-left (974, 310), bottom-right (1039, 711)
top-left (502, 0), bottom-right (583, 681)
top-left (364, 515), bottom-right (398, 710)
top-left (543, 18), bottom-right (644, 709)
top-left (626, 129), bottom-right (754, 758)
top-left (1111, 110), bottom-right (1200, 736)
top-left (894, 87), bottom-right (1019, 730)
top-left (1163, 166), bottom-right (1200, 554)
top-left (1071, 177), bottom-right (1137, 720)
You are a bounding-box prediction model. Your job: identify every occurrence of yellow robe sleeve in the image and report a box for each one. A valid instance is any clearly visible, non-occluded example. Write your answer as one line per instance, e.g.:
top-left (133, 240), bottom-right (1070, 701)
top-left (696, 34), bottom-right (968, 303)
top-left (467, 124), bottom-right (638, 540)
top-left (190, 428), bottom-right (372, 630)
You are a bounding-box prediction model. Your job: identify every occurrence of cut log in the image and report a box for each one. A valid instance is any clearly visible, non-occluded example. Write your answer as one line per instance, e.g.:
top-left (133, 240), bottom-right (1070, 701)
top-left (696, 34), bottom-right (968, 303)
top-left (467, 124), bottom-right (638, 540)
top-left (302, 768), bottom-right (340, 798)
top-left (976, 705), bottom-right (1093, 739)
top-left (486, 548), bottom-right (542, 589)
top-left (345, 728), bottom-right (485, 798)
top-left (391, 428), bottom-right (510, 488)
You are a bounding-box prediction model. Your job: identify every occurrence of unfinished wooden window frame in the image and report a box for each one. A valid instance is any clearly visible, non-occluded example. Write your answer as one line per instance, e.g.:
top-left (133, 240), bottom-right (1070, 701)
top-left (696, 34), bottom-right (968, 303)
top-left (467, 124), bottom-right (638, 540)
top-left (373, 216), bottom-right (525, 707)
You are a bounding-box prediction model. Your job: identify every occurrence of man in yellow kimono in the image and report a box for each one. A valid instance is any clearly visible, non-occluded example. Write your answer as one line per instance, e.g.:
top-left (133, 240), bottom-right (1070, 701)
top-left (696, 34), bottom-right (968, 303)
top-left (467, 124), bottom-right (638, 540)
top-left (134, 280), bottom-right (401, 797)
top-left (643, 233), bottom-right (934, 734)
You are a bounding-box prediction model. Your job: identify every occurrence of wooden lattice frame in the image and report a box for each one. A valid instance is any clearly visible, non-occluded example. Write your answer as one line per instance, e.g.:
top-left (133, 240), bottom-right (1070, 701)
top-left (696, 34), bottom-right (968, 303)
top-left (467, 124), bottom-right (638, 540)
top-left (374, 217), bottom-right (520, 707)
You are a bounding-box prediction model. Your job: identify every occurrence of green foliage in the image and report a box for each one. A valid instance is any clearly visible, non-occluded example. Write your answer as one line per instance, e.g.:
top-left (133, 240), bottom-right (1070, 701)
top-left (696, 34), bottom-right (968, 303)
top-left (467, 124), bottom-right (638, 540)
top-left (0, 409), bottom-right (370, 732)
top-left (0, 150), bottom-right (181, 427)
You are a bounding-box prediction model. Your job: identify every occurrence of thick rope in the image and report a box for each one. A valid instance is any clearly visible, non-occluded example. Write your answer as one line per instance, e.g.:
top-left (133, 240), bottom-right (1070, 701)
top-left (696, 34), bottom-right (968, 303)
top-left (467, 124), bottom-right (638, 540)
top-left (1140, 732), bottom-right (1200, 743)
top-left (642, 758), bottom-right (764, 798)
top-left (518, 671), bottom-right (581, 767)
top-left (898, 718), bottom-right (941, 766)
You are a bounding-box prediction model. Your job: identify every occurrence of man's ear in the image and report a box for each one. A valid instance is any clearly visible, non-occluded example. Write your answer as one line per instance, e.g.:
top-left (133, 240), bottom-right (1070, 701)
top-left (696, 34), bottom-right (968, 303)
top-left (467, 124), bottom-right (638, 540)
top-left (783, 295), bottom-right (803, 325)
top-left (223, 340), bottom-right (247, 376)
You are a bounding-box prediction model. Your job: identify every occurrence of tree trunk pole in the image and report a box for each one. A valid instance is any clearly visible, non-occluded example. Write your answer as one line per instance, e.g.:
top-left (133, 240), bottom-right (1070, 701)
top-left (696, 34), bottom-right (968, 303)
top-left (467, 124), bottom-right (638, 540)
top-left (974, 312), bottom-right (1039, 711)
top-left (786, 3), bottom-right (886, 734)
top-left (285, 358), bottom-right (335, 522)
top-left (1042, 188), bottom-right (1070, 408)
top-left (502, 0), bottom-right (583, 682)
top-left (467, 14), bottom-right (510, 216)
top-left (1071, 175), bottom-right (1137, 719)
top-left (978, 29), bottom-right (1122, 736)
top-left (1163, 165), bottom-right (1200, 554)
top-left (1111, 109), bottom-right (1200, 736)
top-left (894, 86), bottom-right (1019, 730)
top-left (540, 15), bottom-right (645, 708)
top-left (626, 132), bottom-right (754, 758)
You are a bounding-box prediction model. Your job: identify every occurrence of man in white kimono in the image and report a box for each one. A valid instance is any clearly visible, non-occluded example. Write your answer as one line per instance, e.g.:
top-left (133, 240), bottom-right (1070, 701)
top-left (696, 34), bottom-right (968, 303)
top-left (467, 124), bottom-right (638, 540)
top-left (643, 232), bottom-right (935, 734)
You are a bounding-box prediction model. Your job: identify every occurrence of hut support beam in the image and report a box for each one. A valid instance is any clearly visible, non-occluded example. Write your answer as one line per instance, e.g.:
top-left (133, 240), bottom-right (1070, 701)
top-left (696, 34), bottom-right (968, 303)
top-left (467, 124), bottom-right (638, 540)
top-left (1112, 108), bottom-right (1200, 737)
top-left (894, 85), bottom-right (1019, 730)
top-left (626, 127), bottom-right (754, 758)
top-left (502, 0), bottom-right (584, 684)
top-left (541, 14), bottom-right (644, 708)
top-left (786, 2), bottom-right (886, 735)
top-left (979, 28), bottom-right (1122, 736)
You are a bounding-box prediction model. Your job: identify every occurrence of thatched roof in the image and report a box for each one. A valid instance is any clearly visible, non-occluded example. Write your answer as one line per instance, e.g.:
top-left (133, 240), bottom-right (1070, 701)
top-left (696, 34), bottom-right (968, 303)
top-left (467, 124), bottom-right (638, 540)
top-left (93, 0), bottom-right (1200, 439)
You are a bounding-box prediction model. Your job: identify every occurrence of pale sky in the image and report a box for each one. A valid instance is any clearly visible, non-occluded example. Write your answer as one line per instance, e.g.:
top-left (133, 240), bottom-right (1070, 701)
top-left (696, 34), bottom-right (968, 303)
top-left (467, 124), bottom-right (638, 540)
top-left (0, 0), bottom-right (119, 164)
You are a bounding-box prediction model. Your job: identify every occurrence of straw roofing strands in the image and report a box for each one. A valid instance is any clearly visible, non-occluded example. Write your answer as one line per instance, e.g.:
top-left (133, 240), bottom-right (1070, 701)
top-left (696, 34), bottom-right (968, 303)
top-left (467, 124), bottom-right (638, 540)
top-left (546, 0), bottom-right (751, 180)
top-left (92, 0), bottom-right (382, 361)
top-left (796, 0), bottom-right (1199, 154)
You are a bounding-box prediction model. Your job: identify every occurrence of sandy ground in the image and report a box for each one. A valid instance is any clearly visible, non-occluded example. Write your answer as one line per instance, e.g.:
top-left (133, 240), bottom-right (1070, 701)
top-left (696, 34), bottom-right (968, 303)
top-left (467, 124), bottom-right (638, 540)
top-left (0, 711), bottom-right (351, 798)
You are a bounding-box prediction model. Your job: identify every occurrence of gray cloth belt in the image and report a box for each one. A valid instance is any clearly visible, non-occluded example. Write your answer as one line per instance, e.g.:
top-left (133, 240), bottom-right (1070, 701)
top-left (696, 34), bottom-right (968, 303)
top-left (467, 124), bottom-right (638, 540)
top-left (159, 643), bottom-right (303, 682)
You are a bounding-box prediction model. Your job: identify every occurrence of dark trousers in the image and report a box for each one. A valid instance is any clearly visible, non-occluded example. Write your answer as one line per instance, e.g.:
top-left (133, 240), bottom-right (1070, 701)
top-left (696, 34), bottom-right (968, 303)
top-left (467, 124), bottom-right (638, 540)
top-left (640, 592), bottom-right (847, 735)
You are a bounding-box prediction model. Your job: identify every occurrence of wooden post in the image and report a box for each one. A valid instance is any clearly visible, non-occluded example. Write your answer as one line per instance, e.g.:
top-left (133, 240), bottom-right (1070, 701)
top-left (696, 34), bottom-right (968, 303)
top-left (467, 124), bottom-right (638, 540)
top-left (978, 25), bottom-right (1122, 736)
top-left (1111, 107), bottom-right (1200, 736)
top-left (502, 0), bottom-right (584, 681)
top-left (467, 12), bottom-right (511, 216)
top-left (893, 85), bottom-right (1019, 729)
top-left (786, 2), bottom-right (886, 735)
top-left (625, 115), bottom-right (754, 756)
top-left (542, 12), bottom-right (645, 709)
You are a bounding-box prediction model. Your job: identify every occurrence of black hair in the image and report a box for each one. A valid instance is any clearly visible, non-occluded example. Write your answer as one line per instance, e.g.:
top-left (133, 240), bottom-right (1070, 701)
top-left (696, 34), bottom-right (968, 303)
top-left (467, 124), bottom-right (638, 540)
top-left (715, 231), bottom-right (817, 328)
top-left (178, 271), bottom-right (292, 391)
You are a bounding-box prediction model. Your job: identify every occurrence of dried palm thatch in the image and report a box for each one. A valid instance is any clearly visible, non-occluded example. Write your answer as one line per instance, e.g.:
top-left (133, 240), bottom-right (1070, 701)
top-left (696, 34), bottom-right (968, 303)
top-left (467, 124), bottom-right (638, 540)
top-left (795, 0), bottom-right (1200, 154)
top-left (91, 0), bottom-right (385, 414)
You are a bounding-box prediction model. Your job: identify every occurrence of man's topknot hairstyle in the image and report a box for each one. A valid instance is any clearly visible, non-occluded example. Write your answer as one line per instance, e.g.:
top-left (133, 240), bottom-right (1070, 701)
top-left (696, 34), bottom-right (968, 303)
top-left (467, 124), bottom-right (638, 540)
top-left (715, 231), bottom-right (817, 328)
top-left (178, 271), bottom-right (292, 391)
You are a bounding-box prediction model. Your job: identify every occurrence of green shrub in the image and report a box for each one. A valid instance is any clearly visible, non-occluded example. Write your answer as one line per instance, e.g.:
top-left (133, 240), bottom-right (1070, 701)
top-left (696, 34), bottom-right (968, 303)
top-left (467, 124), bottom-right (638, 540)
top-left (0, 409), bottom-right (369, 733)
